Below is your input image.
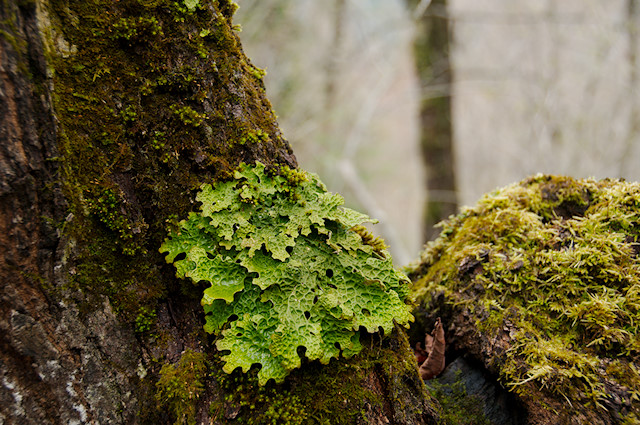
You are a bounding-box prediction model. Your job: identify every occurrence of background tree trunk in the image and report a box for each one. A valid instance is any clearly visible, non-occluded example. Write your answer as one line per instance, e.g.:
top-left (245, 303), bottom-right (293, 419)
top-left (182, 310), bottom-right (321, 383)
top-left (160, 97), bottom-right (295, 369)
top-left (0, 1), bottom-right (438, 423)
top-left (407, 0), bottom-right (458, 241)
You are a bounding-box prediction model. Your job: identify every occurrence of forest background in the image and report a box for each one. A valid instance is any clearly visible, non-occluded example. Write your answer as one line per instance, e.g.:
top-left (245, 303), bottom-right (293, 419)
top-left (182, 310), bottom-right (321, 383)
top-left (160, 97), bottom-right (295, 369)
top-left (236, 0), bottom-right (640, 263)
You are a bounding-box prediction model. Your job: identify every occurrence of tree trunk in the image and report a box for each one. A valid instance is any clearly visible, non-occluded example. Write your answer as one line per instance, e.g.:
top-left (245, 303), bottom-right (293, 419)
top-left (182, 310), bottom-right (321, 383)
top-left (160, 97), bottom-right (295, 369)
top-left (620, 0), bottom-right (639, 177)
top-left (0, 1), bottom-right (438, 423)
top-left (407, 0), bottom-right (458, 241)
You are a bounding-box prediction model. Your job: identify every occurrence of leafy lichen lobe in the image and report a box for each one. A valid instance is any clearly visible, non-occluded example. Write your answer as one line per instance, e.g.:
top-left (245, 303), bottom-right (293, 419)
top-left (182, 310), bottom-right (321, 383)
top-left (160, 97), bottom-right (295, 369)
top-left (161, 162), bottom-right (413, 385)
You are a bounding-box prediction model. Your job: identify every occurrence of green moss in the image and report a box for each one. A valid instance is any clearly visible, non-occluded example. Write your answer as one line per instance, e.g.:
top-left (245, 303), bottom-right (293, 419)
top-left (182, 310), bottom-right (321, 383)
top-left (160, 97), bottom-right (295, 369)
top-left (68, 228), bottom-right (164, 324)
top-left (621, 412), bottom-right (640, 425)
top-left (411, 175), bottom-right (640, 417)
top-left (112, 16), bottom-right (163, 41)
top-left (248, 63), bottom-right (266, 80)
top-left (279, 165), bottom-right (307, 186)
top-left (135, 305), bottom-right (157, 334)
top-left (290, 329), bottom-right (435, 424)
top-left (208, 327), bottom-right (429, 425)
top-left (0, 28), bottom-right (25, 52)
top-left (425, 370), bottom-right (490, 425)
top-left (85, 186), bottom-right (144, 256)
top-left (44, 0), bottom-right (293, 331)
top-left (156, 349), bottom-right (209, 425)
top-left (216, 0), bottom-right (239, 18)
top-left (351, 225), bottom-right (389, 256)
top-left (237, 127), bottom-right (270, 145)
top-left (209, 366), bottom-right (308, 425)
top-left (169, 104), bottom-right (206, 127)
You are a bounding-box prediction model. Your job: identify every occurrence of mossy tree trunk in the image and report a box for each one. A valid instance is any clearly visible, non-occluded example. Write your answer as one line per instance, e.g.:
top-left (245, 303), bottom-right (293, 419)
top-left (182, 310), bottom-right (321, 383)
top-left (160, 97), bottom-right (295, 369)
top-left (410, 176), bottom-right (640, 424)
top-left (406, 0), bottom-right (458, 241)
top-left (0, 1), bottom-right (439, 423)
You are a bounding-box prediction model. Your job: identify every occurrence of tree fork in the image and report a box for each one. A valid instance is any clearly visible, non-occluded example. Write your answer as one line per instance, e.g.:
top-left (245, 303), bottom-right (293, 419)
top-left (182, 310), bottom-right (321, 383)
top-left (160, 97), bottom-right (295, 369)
top-left (0, 1), bottom-right (439, 423)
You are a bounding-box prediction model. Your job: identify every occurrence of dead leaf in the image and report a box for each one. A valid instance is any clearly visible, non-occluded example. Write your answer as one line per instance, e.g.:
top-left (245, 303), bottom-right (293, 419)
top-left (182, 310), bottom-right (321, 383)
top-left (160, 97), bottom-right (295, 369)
top-left (414, 341), bottom-right (427, 365)
top-left (419, 317), bottom-right (446, 380)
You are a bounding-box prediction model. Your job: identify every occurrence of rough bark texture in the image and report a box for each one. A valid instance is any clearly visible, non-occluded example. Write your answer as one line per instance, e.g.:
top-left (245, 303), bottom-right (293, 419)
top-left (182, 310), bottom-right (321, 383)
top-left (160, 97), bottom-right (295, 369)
top-left (0, 1), bottom-right (439, 424)
top-left (407, 0), bottom-right (458, 241)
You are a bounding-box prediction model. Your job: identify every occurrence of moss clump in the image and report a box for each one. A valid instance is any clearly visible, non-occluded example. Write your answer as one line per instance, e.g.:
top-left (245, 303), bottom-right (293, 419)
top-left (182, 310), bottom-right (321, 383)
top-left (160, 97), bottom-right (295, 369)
top-left (208, 327), bottom-right (432, 425)
top-left (411, 175), bottom-right (640, 420)
top-left (169, 104), bottom-right (207, 127)
top-left (85, 186), bottom-right (145, 256)
top-left (156, 349), bottom-right (208, 425)
top-left (425, 370), bottom-right (490, 425)
top-left (111, 16), bottom-right (163, 41)
top-left (135, 305), bottom-right (157, 334)
top-left (209, 366), bottom-right (308, 425)
top-left (238, 127), bottom-right (270, 145)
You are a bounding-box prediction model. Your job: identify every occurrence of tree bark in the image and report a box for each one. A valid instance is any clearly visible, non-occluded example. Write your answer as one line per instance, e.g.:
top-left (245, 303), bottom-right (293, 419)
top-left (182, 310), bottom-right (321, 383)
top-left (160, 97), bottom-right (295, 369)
top-left (620, 0), bottom-right (639, 177)
top-left (0, 1), bottom-right (438, 423)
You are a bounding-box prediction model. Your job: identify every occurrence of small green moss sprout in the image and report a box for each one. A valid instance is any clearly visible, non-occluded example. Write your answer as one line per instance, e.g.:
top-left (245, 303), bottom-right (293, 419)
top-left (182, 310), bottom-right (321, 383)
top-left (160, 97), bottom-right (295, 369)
top-left (169, 104), bottom-right (206, 127)
top-left (155, 349), bottom-right (208, 425)
top-left (112, 16), bottom-right (162, 41)
top-left (135, 306), bottom-right (157, 334)
top-left (85, 186), bottom-right (142, 256)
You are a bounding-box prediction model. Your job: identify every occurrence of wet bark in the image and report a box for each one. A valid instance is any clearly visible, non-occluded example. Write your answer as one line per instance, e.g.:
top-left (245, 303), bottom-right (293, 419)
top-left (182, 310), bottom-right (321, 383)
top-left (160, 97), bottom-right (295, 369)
top-left (0, 1), bottom-right (439, 423)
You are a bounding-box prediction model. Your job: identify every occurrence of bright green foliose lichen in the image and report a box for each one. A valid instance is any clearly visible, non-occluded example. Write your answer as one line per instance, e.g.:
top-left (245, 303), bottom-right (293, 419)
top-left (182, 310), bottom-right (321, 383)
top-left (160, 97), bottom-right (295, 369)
top-left (160, 162), bottom-right (412, 385)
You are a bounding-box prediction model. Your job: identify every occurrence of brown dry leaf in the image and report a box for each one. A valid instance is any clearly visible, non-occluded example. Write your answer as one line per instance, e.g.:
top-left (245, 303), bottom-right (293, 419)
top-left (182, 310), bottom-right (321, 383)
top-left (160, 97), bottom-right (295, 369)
top-left (424, 333), bottom-right (434, 354)
top-left (414, 341), bottom-right (427, 365)
top-left (418, 317), bottom-right (446, 380)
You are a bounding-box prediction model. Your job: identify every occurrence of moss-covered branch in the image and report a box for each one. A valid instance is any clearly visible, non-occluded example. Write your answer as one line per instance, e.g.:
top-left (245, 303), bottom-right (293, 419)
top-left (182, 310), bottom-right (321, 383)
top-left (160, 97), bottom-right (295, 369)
top-left (411, 175), bottom-right (640, 424)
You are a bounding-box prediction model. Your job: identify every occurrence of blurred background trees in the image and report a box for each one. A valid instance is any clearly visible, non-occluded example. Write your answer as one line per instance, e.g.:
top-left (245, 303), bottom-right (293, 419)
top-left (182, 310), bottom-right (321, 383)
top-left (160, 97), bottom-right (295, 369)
top-left (405, 0), bottom-right (457, 242)
top-left (235, 0), bottom-right (640, 263)
top-left (235, 0), bottom-right (424, 266)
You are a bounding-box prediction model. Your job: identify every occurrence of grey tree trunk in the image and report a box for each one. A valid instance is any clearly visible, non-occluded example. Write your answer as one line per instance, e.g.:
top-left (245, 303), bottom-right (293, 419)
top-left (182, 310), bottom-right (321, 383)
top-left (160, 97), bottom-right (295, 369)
top-left (0, 1), bottom-right (439, 423)
top-left (407, 0), bottom-right (458, 241)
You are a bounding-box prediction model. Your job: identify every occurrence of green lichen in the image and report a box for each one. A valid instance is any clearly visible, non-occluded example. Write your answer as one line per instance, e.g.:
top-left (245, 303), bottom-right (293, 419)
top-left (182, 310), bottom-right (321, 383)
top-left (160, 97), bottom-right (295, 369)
top-left (156, 349), bottom-right (208, 425)
top-left (160, 162), bottom-right (413, 385)
top-left (412, 175), bottom-right (640, 417)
